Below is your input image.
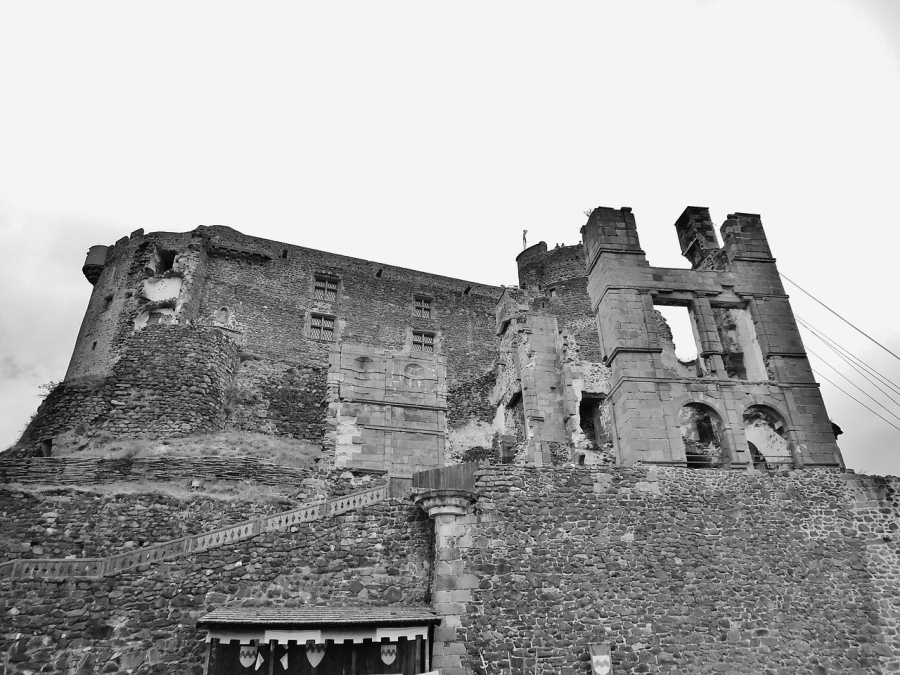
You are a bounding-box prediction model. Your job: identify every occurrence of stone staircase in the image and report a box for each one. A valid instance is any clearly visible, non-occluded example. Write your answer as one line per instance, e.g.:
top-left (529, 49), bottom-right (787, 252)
top-left (0, 484), bottom-right (388, 582)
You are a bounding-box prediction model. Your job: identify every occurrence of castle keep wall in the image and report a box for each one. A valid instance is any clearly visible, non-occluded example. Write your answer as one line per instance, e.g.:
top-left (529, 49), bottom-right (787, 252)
top-left (428, 466), bottom-right (900, 675)
top-left (19, 225), bottom-right (503, 460)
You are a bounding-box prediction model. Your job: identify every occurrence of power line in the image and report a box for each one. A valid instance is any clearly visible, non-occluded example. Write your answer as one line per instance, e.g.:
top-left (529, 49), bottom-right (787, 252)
top-left (812, 368), bottom-right (900, 433)
top-left (796, 315), bottom-right (900, 398)
top-left (781, 272), bottom-right (900, 363)
top-left (806, 347), bottom-right (900, 425)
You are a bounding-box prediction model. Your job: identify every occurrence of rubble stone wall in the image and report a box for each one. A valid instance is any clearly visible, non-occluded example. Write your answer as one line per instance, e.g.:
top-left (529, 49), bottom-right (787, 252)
top-left (431, 465), bottom-right (900, 675)
top-left (0, 499), bottom-right (432, 675)
top-left (18, 327), bottom-right (238, 452)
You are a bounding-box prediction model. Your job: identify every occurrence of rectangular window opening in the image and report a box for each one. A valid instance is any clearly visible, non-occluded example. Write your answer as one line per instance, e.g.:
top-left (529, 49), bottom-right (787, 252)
top-left (414, 296), bottom-right (432, 319)
top-left (157, 249), bottom-right (176, 273)
top-left (310, 314), bottom-right (335, 341)
top-left (412, 330), bottom-right (435, 352)
top-left (654, 304), bottom-right (699, 363)
top-left (314, 276), bottom-right (338, 302)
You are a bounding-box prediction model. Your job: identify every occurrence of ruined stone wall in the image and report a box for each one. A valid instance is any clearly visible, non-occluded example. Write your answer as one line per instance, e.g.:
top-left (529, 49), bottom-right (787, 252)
top-left (31, 224), bottom-right (503, 454)
top-left (18, 326), bottom-right (238, 451)
top-left (101, 326), bottom-right (239, 437)
top-left (430, 465), bottom-right (900, 674)
top-left (515, 243), bottom-right (603, 364)
top-left (0, 499), bottom-right (432, 675)
top-left (582, 206), bottom-right (842, 468)
top-left (516, 242), bottom-right (585, 290)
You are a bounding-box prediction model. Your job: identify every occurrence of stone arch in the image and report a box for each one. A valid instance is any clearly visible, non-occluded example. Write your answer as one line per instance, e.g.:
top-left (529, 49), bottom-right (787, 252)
top-left (743, 404), bottom-right (792, 469)
top-left (678, 402), bottom-right (728, 468)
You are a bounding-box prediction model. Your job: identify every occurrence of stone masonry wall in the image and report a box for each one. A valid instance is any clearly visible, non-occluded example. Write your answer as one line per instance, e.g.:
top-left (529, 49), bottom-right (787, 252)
top-left (17, 326), bottom-right (239, 452)
top-left (194, 225), bottom-right (504, 448)
top-left (0, 499), bottom-right (432, 675)
top-left (0, 486), bottom-right (289, 563)
top-left (429, 465), bottom-right (900, 675)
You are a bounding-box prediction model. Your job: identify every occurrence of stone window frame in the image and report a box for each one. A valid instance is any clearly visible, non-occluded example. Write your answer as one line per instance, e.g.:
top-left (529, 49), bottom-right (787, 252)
top-left (312, 273), bottom-right (340, 303)
top-left (410, 329), bottom-right (438, 354)
top-left (308, 312), bottom-right (337, 342)
top-left (412, 295), bottom-right (434, 319)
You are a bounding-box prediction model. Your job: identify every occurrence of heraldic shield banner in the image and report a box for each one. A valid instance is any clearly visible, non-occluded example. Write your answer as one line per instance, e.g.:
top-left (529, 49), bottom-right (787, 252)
top-left (589, 643), bottom-right (612, 675)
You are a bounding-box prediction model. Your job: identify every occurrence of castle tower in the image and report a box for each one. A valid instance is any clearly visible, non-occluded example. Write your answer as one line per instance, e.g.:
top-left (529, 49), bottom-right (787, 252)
top-left (582, 206), bottom-right (843, 469)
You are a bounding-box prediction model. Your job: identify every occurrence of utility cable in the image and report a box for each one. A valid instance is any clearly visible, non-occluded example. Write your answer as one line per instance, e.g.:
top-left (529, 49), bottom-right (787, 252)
top-left (796, 315), bottom-right (900, 398)
top-left (812, 368), bottom-right (900, 433)
top-left (806, 347), bottom-right (900, 424)
top-left (781, 272), bottom-right (900, 363)
top-left (798, 317), bottom-right (900, 405)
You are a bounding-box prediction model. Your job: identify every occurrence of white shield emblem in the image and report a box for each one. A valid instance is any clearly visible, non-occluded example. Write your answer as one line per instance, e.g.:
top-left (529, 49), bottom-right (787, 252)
top-left (592, 655), bottom-right (611, 675)
top-left (306, 643), bottom-right (326, 668)
top-left (239, 644), bottom-right (257, 668)
top-left (589, 643), bottom-right (611, 675)
top-left (381, 643), bottom-right (397, 665)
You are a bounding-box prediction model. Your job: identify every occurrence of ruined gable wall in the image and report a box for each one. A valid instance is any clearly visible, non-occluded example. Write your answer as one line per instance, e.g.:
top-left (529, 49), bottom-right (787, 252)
top-left (581, 207), bottom-right (842, 468)
top-left (431, 466), bottom-right (900, 675)
top-left (0, 499), bottom-right (431, 675)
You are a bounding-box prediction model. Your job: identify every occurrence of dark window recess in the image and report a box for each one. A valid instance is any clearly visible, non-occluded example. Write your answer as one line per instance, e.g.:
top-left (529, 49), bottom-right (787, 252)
top-left (281, 249), bottom-right (288, 259)
top-left (311, 314), bottom-right (335, 341)
top-left (414, 296), bottom-right (432, 318)
top-left (412, 331), bottom-right (435, 352)
top-left (375, 268), bottom-right (383, 278)
top-left (549, 288), bottom-right (558, 298)
top-left (463, 285), bottom-right (471, 295)
top-left (314, 276), bottom-right (338, 302)
top-left (157, 249), bottom-right (176, 273)
top-left (680, 404), bottom-right (725, 469)
top-left (147, 310), bottom-right (167, 326)
top-left (102, 294), bottom-right (113, 311)
top-left (91, 341), bottom-right (97, 351)
top-left (579, 397), bottom-right (608, 448)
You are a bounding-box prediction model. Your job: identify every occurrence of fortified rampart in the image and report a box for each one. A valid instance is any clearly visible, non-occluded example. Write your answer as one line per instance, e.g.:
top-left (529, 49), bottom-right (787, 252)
top-left (2, 205), bottom-right (878, 675)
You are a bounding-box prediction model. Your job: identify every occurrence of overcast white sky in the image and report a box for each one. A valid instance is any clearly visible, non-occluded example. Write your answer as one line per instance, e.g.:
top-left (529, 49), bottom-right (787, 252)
top-left (2, 0), bottom-right (899, 474)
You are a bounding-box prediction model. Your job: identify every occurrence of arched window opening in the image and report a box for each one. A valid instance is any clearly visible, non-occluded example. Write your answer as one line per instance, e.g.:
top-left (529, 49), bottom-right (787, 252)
top-left (743, 406), bottom-right (791, 469)
top-left (679, 403), bottom-right (727, 468)
top-left (215, 307), bottom-right (230, 324)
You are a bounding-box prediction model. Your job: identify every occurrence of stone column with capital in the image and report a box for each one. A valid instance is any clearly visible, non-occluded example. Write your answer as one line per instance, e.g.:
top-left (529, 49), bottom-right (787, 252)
top-left (415, 487), bottom-right (479, 675)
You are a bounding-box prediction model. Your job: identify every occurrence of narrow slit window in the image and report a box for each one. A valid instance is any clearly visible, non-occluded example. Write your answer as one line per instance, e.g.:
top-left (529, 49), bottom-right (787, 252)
top-left (412, 331), bottom-right (435, 352)
top-left (310, 314), bottom-right (335, 341)
top-left (314, 276), bottom-right (338, 302)
top-left (414, 296), bottom-right (432, 318)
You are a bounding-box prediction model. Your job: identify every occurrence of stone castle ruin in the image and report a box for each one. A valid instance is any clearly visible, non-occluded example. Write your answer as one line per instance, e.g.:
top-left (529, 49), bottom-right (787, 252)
top-left (15, 205), bottom-right (841, 475)
top-left (3, 206), bottom-right (897, 675)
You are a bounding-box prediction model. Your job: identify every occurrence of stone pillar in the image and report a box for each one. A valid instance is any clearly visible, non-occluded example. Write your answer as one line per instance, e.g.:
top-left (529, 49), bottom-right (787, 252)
top-left (415, 488), bottom-right (478, 675)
